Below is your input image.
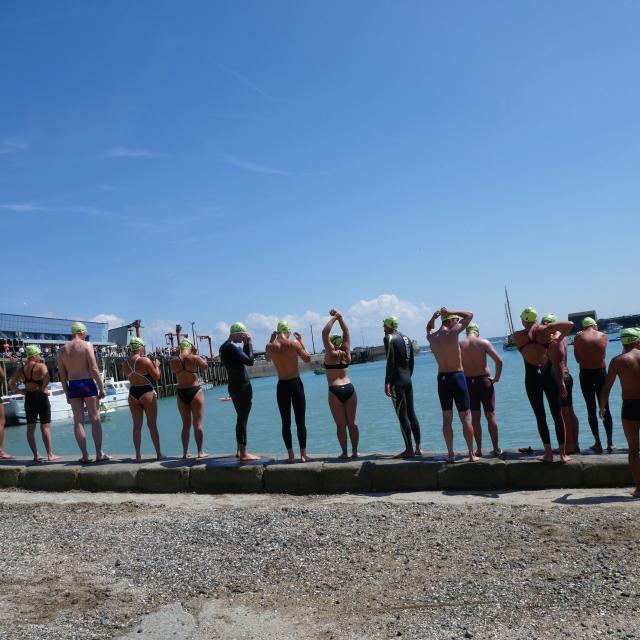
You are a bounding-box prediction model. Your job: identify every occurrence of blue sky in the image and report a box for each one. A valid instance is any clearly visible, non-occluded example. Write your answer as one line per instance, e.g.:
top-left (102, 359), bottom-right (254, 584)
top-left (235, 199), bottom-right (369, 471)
top-left (2, 1), bottom-right (639, 349)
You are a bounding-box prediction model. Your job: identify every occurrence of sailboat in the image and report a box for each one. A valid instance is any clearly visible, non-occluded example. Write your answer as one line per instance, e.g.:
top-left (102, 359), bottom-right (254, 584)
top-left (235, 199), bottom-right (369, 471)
top-left (503, 287), bottom-right (517, 351)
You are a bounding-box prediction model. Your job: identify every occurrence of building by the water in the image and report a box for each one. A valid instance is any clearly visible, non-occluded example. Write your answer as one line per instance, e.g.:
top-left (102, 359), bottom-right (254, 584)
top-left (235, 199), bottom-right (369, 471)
top-left (0, 313), bottom-right (112, 350)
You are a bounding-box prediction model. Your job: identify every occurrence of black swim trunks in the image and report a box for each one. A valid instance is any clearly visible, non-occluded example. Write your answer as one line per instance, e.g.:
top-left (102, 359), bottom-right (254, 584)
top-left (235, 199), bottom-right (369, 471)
top-left (437, 371), bottom-right (470, 412)
top-left (24, 390), bottom-right (51, 424)
top-left (560, 372), bottom-right (574, 408)
top-left (622, 399), bottom-right (640, 421)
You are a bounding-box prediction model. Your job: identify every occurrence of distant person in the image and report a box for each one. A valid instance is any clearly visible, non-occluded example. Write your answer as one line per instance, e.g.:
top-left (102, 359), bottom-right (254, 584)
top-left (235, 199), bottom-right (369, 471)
top-left (541, 314), bottom-right (581, 454)
top-left (219, 323), bottom-right (260, 461)
top-left (0, 367), bottom-right (13, 459)
top-left (460, 323), bottom-right (503, 457)
top-left (57, 321), bottom-right (110, 463)
top-left (170, 338), bottom-right (208, 459)
top-left (8, 345), bottom-right (59, 462)
top-left (322, 309), bottom-right (359, 459)
top-left (600, 328), bottom-right (640, 498)
top-left (265, 321), bottom-right (311, 463)
top-left (383, 316), bottom-right (421, 458)
top-left (574, 317), bottom-right (615, 453)
top-left (123, 337), bottom-right (165, 462)
top-left (427, 308), bottom-right (477, 463)
top-left (512, 308), bottom-right (574, 463)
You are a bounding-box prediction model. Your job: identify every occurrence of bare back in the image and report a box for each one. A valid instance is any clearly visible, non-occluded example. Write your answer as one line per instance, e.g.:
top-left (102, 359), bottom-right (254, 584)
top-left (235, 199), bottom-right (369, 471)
top-left (428, 324), bottom-right (464, 373)
top-left (574, 329), bottom-right (607, 369)
top-left (170, 352), bottom-right (207, 388)
top-left (58, 339), bottom-right (99, 381)
top-left (548, 337), bottom-right (569, 374)
top-left (266, 338), bottom-right (306, 380)
top-left (460, 336), bottom-right (490, 376)
top-left (610, 349), bottom-right (640, 400)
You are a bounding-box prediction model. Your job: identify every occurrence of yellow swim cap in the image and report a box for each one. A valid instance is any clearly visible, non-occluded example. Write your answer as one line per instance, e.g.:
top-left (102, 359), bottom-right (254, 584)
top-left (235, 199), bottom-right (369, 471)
top-left (520, 307), bottom-right (537, 323)
top-left (465, 323), bottom-right (480, 335)
top-left (25, 344), bottom-right (41, 358)
top-left (383, 316), bottom-right (399, 329)
top-left (129, 337), bottom-right (145, 352)
top-left (541, 314), bottom-right (557, 325)
top-left (180, 338), bottom-right (193, 350)
top-left (229, 322), bottom-right (247, 335)
top-left (277, 320), bottom-right (292, 333)
top-left (329, 334), bottom-right (344, 347)
top-left (71, 321), bottom-right (87, 334)
top-left (582, 317), bottom-right (597, 329)
top-left (620, 328), bottom-right (640, 345)
top-left (442, 314), bottom-right (461, 323)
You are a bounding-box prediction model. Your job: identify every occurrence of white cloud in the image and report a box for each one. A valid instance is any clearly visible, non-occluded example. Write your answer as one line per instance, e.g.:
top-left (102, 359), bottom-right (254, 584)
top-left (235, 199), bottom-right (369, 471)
top-left (224, 155), bottom-right (290, 176)
top-left (140, 319), bottom-right (181, 349)
top-left (0, 138), bottom-right (28, 155)
top-left (246, 312), bottom-right (280, 332)
top-left (101, 147), bottom-right (168, 158)
top-left (89, 313), bottom-right (125, 328)
top-left (0, 202), bottom-right (47, 212)
top-left (347, 294), bottom-right (430, 328)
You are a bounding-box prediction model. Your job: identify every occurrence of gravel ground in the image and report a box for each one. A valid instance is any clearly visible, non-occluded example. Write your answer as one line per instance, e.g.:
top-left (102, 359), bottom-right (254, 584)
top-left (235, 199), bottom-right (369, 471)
top-left (0, 489), bottom-right (639, 640)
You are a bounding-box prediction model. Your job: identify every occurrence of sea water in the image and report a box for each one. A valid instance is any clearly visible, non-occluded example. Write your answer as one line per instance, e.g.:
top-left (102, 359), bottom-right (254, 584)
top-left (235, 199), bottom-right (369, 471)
top-left (2, 343), bottom-right (625, 457)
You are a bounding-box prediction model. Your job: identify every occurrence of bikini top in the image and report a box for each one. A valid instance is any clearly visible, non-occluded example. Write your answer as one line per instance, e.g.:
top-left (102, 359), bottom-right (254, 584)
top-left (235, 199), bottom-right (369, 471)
top-left (126, 357), bottom-right (154, 385)
top-left (23, 364), bottom-right (44, 388)
top-left (324, 362), bottom-right (348, 370)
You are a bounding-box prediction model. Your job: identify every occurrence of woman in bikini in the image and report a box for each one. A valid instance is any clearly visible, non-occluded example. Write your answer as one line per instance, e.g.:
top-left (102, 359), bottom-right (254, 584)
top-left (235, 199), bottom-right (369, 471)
top-left (169, 338), bottom-right (208, 459)
top-left (8, 345), bottom-right (59, 462)
top-left (322, 309), bottom-right (359, 459)
top-left (123, 337), bottom-right (165, 462)
top-left (513, 307), bottom-right (574, 463)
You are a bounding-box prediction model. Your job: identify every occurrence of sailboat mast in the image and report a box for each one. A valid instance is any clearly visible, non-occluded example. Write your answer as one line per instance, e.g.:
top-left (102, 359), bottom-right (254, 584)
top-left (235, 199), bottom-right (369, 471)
top-left (505, 287), bottom-right (515, 334)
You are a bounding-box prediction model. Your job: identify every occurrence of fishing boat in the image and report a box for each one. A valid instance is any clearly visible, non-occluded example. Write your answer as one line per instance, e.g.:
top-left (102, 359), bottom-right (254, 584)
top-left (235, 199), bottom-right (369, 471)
top-left (503, 287), bottom-right (517, 351)
top-left (103, 378), bottom-right (130, 407)
top-left (313, 366), bottom-right (326, 375)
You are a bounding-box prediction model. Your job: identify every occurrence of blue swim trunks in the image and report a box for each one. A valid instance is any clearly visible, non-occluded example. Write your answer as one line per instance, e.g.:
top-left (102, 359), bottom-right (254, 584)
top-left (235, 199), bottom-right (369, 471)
top-left (68, 378), bottom-right (98, 399)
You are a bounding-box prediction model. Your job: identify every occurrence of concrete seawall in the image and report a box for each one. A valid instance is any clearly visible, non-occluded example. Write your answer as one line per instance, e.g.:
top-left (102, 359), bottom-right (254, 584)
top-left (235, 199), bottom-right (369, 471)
top-left (0, 451), bottom-right (633, 494)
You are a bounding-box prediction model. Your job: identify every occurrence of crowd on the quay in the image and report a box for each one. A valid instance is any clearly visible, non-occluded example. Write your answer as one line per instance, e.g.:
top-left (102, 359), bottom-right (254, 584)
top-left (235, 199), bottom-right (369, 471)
top-left (0, 308), bottom-right (639, 498)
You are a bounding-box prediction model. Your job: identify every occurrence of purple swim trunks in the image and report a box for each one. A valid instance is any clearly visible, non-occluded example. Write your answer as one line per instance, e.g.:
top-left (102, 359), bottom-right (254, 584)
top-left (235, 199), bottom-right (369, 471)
top-left (465, 375), bottom-right (495, 412)
top-left (68, 378), bottom-right (98, 399)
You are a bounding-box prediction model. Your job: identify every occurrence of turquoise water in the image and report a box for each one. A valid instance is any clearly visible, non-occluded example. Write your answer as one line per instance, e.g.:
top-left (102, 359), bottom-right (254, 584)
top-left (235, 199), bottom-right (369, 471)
top-left (2, 344), bottom-right (625, 457)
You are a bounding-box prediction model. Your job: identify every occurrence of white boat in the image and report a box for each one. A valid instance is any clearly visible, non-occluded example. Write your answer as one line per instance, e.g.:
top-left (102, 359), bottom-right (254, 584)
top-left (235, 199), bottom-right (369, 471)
top-left (104, 378), bottom-right (131, 407)
top-left (8, 382), bottom-right (119, 423)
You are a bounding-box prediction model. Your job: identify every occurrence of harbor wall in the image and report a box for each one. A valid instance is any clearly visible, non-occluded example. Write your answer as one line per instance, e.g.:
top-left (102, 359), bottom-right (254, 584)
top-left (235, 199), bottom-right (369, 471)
top-left (0, 451), bottom-right (633, 494)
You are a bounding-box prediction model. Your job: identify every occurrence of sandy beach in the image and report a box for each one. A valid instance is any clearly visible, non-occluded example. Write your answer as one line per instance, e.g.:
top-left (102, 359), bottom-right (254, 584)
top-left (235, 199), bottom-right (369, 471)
top-left (0, 488), bottom-right (639, 639)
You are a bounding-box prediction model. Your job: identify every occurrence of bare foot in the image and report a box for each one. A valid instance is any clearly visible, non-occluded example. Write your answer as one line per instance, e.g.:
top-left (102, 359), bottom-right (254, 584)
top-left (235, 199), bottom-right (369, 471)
top-left (96, 454), bottom-right (111, 462)
top-left (287, 455), bottom-right (295, 464)
top-left (133, 456), bottom-right (143, 463)
top-left (47, 454), bottom-right (61, 461)
top-left (393, 449), bottom-right (415, 459)
top-left (590, 443), bottom-right (603, 454)
top-left (183, 452), bottom-right (191, 459)
top-left (78, 456), bottom-right (91, 464)
top-left (197, 451), bottom-right (208, 459)
top-left (492, 448), bottom-right (504, 458)
top-left (559, 454), bottom-right (572, 463)
top-left (446, 456), bottom-right (455, 464)
top-left (538, 454), bottom-right (554, 463)
top-left (0, 450), bottom-right (14, 460)
top-left (350, 452), bottom-right (360, 459)
top-left (475, 449), bottom-right (482, 458)
top-left (338, 452), bottom-right (349, 460)
top-left (469, 454), bottom-right (480, 463)
top-left (300, 454), bottom-right (310, 463)
top-left (607, 443), bottom-right (617, 453)
top-left (239, 453), bottom-right (260, 461)
top-left (415, 447), bottom-right (423, 456)
top-left (156, 454), bottom-right (167, 461)
top-left (235, 449), bottom-right (241, 458)
top-left (33, 454), bottom-right (45, 463)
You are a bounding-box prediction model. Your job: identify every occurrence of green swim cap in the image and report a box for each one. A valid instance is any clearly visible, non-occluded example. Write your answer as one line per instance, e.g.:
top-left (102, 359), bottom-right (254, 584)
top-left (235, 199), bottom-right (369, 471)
top-left (25, 344), bottom-right (41, 358)
top-left (541, 314), bottom-right (557, 325)
top-left (620, 328), bottom-right (640, 345)
top-left (276, 320), bottom-right (292, 333)
top-left (520, 307), bottom-right (537, 323)
top-left (329, 334), bottom-right (344, 347)
top-left (442, 314), bottom-right (461, 323)
top-left (229, 322), bottom-right (247, 335)
top-left (129, 337), bottom-right (145, 352)
top-left (71, 321), bottom-right (87, 334)
top-left (383, 316), bottom-right (399, 329)
top-left (582, 317), bottom-right (597, 328)
top-left (180, 338), bottom-right (193, 350)
top-left (465, 323), bottom-right (480, 335)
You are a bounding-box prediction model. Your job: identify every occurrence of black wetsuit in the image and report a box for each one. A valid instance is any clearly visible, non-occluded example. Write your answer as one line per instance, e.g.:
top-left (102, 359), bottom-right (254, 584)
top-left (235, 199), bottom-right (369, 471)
top-left (579, 368), bottom-right (613, 444)
top-left (276, 377), bottom-right (307, 450)
top-left (384, 331), bottom-right (421, 449)
top-left (219, 339), bottom-right (254, 446)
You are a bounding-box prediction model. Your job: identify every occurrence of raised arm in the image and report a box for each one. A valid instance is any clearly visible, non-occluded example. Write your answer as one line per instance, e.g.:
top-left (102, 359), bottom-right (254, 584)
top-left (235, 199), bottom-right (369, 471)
top-left (334, 311), bottom-right (351, 350)
top-left (426, 310), bottom-right (440, 334)
top-left (599, 358), bottom-right (618, 418)
top-left (537, 320), bottom-right (574, 343)
top-left (294, 332), bottom-right (311, 363)
top-left (321, 315), bottom-right (338, 351)
top-left (264, 332), bottom-right (278, 362)
top-left (484, 340), bottom-right (503, 383)
top-left (443, 308), bottom-right (474, 332)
